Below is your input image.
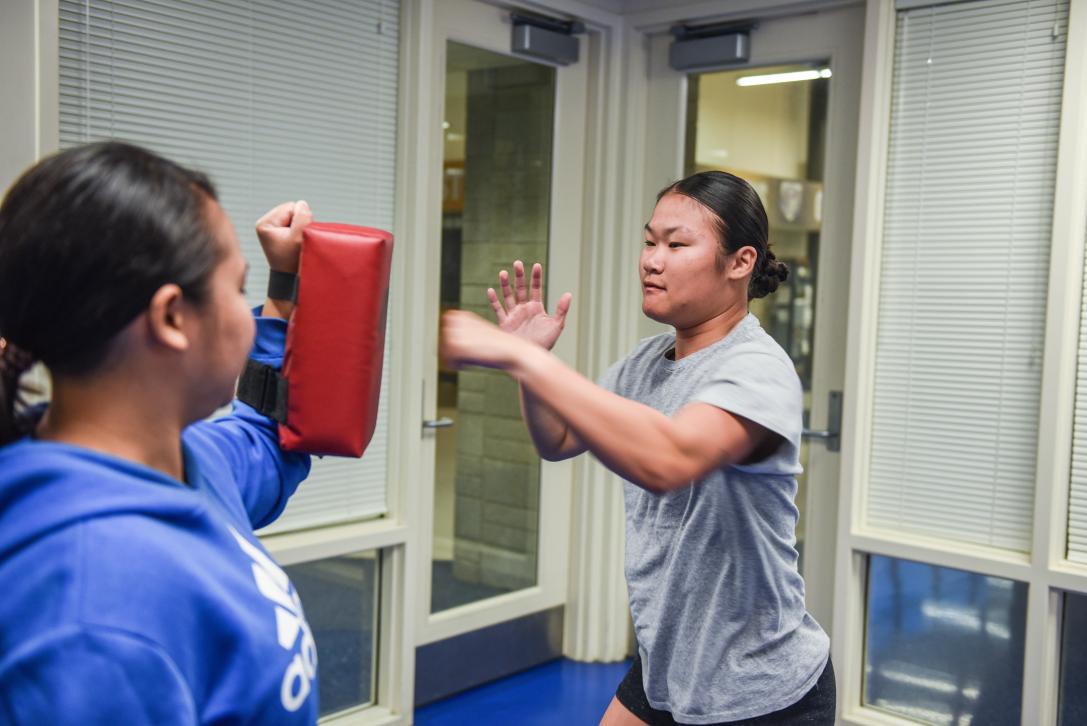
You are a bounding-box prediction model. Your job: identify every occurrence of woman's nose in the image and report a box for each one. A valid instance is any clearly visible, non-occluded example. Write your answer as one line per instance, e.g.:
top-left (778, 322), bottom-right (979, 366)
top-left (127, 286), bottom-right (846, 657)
top-left (642, 248), bottom-right (664, 273)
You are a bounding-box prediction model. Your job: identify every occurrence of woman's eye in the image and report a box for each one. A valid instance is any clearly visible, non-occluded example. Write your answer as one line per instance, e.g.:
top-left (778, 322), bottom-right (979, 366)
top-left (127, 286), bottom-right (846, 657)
top-left (669, 242), bottom-right (683, 249)
top-left (643, 240), bottom-right (654, 247)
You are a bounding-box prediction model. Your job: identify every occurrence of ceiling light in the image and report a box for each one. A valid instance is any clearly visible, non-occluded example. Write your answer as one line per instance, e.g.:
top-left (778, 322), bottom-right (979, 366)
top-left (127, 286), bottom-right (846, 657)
top-left (737, 68), bottom-right (832, 87)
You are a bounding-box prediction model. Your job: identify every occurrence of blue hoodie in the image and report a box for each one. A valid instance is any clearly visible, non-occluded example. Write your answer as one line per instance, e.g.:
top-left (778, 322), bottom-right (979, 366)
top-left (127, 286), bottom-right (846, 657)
top-left (0, 313), bottom-right (315, 724)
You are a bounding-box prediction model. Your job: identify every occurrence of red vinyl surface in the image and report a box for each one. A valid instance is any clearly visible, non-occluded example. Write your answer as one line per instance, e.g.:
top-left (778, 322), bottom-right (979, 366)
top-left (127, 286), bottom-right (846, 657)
top-left (280, 222), bottom-right (393, 456)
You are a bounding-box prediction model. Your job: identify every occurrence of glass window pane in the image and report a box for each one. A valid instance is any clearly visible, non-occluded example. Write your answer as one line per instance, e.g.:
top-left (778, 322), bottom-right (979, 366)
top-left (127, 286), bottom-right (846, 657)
top-left (865, 555), bottom-right (1027, 725)
top-left (284, 551), bottom-right (379, 718)
top-left (430, 41), bottom-right (556, 614)
top-left (1059, 592), bottom-right (1087, 724)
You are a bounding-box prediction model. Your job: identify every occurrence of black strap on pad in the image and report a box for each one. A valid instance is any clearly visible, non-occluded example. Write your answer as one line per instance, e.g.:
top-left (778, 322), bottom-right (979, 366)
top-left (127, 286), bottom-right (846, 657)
top-left (236, 359), bottom-right (288, 423)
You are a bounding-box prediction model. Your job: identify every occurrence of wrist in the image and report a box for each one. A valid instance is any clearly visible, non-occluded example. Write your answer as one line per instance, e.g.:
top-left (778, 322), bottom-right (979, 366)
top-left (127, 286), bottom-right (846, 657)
top-left (261, 298), bottom-right (294, 320)
top-left (266, 268), bottom-right (298, 303)
top-left (509, 342), bottom-right (552, 382)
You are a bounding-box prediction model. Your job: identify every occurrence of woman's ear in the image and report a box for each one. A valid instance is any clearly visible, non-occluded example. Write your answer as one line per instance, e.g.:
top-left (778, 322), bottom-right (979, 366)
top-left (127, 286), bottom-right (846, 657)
top-left (727, 245), bottom-right (759, 280)
top-left (146, 283), bottom-right (190, 352)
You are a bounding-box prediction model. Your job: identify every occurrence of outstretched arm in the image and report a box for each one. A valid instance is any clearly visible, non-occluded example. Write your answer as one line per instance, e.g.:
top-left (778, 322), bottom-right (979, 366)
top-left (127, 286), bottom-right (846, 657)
top-left (441, 311), bottom-right (774, 493)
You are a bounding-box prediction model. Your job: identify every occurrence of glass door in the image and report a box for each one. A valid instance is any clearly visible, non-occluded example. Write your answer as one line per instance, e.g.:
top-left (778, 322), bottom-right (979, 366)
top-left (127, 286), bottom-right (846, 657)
top-left (414, 0), bottom-right (587, 700)
top-left (644, 5), bottom-right (864, 631)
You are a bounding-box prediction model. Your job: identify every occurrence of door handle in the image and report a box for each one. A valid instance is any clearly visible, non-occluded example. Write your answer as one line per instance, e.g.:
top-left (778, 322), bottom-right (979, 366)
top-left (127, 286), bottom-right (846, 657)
top-left (422, 417), bottom-right (455, 429)
top-left (801, 391), bottom-right (841, 452)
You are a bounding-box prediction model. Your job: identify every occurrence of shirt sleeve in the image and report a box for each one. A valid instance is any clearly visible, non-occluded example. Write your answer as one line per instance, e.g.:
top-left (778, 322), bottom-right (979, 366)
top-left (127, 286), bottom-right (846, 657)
top-left (184, 310), bottom-right (311, 529)
top-left (692, 348), bottom-right (803, 473)
top-left (0, 628), bottom-right (197, 725)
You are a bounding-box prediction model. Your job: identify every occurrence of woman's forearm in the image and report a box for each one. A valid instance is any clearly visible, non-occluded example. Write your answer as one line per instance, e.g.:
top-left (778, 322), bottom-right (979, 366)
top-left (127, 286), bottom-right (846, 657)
top-left (511, 347), bottom-right (712, 492)
top-left (519, 383), bottom-right (585, 461)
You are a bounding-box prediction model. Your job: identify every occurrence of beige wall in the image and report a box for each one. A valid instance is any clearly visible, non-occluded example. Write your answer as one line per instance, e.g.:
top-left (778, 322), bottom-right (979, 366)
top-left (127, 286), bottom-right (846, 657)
top-left (443, 69), bottom-right (467, 163)
top-left (692, 68), bottom-right (812, 180)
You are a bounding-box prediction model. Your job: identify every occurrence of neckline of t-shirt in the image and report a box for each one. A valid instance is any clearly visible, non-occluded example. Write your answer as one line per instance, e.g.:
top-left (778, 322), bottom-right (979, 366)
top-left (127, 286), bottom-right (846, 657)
top-left (659, 313), bottom-right (757, 369)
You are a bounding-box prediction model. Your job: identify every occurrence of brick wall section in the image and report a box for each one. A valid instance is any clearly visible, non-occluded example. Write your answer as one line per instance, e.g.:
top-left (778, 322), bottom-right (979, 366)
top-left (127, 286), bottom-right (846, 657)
top-left (453, 62), bottom-right (555, 590)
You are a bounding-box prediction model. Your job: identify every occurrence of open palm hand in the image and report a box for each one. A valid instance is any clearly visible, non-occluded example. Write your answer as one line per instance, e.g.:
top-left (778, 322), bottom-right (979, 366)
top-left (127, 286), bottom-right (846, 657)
top-left (488, 261), bottom-right (572, 351)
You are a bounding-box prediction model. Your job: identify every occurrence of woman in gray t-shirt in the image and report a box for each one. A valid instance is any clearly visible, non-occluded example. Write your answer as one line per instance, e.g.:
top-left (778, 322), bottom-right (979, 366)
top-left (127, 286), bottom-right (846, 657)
top-left (440, 171), bottom-right (834, 725)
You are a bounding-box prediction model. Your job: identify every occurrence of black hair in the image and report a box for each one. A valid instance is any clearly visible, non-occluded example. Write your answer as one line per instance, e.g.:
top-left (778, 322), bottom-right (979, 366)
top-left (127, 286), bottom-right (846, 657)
top-left (0, 141), bottom-right (221, 444)
top-left (657, 170), bottom-right (788, 300)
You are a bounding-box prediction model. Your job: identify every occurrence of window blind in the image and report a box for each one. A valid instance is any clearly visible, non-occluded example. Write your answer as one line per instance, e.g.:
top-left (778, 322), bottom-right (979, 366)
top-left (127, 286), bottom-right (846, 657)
top-left (58, 0), bottom-right (399, 533)
top-left (866, 0), bottom-right (1067, 551)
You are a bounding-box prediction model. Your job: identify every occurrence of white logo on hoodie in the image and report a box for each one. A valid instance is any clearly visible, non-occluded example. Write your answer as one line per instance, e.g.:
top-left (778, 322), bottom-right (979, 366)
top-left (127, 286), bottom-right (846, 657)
top-left (230, 527), bottom-right (318, 712)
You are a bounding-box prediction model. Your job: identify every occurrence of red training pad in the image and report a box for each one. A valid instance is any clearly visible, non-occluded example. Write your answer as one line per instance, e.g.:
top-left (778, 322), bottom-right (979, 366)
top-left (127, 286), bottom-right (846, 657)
top-left (280, 222), bottom-right (394, 456)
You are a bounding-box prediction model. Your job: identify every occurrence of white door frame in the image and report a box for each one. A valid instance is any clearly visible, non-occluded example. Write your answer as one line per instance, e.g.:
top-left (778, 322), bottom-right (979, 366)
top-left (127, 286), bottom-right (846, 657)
top-left (634, 2), bottom-right (866, 633)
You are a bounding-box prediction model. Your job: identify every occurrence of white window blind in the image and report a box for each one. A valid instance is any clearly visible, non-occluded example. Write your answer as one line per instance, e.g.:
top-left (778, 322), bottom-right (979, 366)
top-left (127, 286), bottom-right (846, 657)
top-left (58, 0), bottom-right (399, 533)
top-left (866, 0), bottom-right (1067, 551)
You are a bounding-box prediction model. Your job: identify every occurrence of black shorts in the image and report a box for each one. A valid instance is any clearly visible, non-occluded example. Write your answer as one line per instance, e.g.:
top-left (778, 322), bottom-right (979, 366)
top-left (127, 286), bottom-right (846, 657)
top-left (615, 654), bottom-right (836, 726)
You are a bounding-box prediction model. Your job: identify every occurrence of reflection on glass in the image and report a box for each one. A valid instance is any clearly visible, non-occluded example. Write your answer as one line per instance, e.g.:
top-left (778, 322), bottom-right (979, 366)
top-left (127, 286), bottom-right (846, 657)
top-left (685, 64), bottom-right (828, 565)
top-left (864, 556), bottom-right (1026, 725)
top-left (1059, 591), bottom-right (1087, 724)
top-left (284, 551), bottom-right (379, 717)
top-left (430, 42), bottom-right (556, 613)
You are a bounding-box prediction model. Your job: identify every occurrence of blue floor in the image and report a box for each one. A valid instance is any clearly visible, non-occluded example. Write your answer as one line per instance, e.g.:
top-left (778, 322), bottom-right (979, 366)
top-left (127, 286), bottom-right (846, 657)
top-left (414, 658), bottom-right (631, 725)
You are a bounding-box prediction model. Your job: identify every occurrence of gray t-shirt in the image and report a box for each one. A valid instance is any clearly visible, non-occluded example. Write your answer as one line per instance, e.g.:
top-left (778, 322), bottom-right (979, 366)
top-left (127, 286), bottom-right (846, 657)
top-left (600, 313), bottom-right (829, 724)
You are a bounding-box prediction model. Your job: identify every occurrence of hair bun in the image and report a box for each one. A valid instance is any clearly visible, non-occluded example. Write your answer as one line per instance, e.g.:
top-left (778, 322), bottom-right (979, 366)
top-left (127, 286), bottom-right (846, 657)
top-left (749, 250), bottom-right (789, 299)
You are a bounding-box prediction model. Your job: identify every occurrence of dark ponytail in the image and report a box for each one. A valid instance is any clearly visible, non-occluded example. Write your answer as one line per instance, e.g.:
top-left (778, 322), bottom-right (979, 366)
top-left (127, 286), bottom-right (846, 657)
top-left (658, 170), bottom-right (788, 299)
top-left (0, 141), bottom-right (221, 444)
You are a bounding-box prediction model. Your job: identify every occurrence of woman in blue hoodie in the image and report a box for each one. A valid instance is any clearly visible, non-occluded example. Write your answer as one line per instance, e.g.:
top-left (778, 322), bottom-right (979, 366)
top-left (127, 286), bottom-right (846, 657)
top-left (0, 142), bottom-right (318, 723)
